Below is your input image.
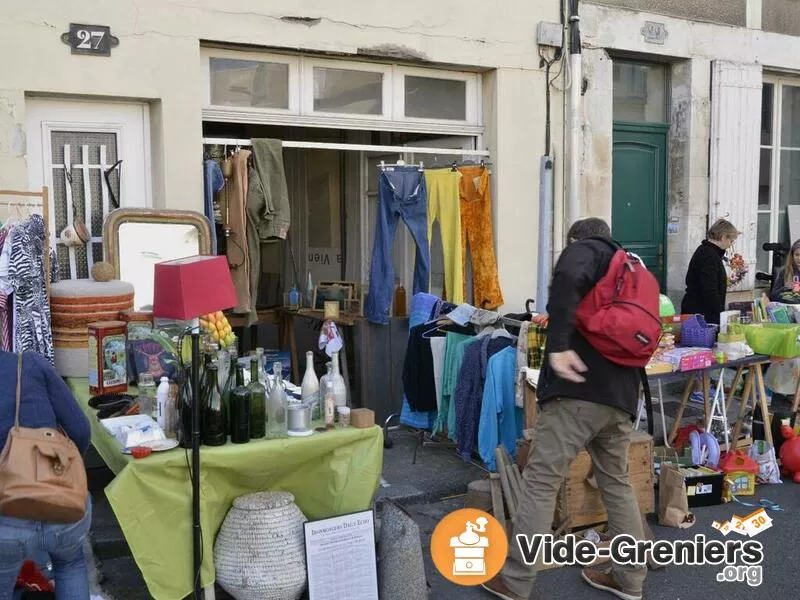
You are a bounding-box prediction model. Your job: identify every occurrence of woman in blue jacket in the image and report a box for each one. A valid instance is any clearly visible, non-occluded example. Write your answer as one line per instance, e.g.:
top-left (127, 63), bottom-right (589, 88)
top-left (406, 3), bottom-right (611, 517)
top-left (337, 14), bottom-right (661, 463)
top-left (0, 351), bottom-right (92, 600)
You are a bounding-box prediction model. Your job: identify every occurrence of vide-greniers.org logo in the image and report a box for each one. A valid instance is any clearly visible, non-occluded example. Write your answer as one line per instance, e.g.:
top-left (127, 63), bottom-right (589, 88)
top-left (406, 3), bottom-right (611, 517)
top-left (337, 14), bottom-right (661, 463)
top-left (516, 534), bottom-right (764, 587)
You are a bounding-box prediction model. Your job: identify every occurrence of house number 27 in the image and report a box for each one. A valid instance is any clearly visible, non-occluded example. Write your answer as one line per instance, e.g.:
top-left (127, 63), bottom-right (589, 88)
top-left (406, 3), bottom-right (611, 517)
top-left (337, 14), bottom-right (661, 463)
top-left (61, 23), bottom-right (119, 56)
top-left (76, 29), bottom-right (106, 50)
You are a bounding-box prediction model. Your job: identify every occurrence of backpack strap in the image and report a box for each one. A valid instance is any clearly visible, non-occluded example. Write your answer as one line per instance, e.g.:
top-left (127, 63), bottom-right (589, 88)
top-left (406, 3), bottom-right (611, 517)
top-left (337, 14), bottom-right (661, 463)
top-left (639, 368), bottom-right (654, 437)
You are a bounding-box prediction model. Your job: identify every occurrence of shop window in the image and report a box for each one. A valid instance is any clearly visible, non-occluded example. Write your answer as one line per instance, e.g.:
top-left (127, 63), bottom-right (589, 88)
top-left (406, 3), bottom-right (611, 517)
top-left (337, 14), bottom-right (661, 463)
top-left (613, 61), bottom-right (668, 123)
top-left (403, 75), bottom-right (467, 121)
top-left (757, 79), bottom-right (800, 274)
top-left (210, 58), bottom-right (290, 109)
top-left (312, 67), bottom-right (384, 115)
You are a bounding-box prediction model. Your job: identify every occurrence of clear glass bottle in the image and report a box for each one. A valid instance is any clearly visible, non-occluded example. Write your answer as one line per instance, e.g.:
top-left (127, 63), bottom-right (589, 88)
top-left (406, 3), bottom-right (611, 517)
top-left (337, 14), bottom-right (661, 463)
top-left (247, 356), bottom-right (266, 439)
top-left (301, 351), bottom-right (320, 421)
top-left (137, 373), bottom-right (156, 419)
top-left (230, 365), bottom-right (250, 444)
top-left (323, 379), bottom-right (336, 428)
top-left (330, 351), bottom-right (348, 408)
top-left (255, 347), bottom-right (268, 386)
top-left (202, 365), bottom-right (226, 446)
top-left (268, 362), bottom-right (288, 439)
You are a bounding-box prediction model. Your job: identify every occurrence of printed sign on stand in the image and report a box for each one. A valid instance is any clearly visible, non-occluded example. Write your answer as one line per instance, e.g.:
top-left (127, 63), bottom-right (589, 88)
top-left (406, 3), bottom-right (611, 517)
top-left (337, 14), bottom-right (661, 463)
top-left (304, 510), bottom-right (378, 600)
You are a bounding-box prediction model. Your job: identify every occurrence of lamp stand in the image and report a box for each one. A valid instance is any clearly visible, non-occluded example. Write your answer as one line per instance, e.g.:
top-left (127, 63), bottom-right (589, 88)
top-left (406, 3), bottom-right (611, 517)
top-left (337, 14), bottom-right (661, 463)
top-left (191, 319), bottom-right (202, 599)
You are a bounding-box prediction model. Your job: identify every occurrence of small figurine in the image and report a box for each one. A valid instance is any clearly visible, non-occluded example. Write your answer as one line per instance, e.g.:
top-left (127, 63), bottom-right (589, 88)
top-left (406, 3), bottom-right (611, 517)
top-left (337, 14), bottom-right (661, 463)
top-left (778, 424), bottom-right (800, 483)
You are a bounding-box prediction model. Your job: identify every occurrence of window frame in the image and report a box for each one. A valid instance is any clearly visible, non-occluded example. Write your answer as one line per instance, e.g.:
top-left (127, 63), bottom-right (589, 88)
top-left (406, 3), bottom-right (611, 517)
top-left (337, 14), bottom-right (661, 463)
top-left (392, 65), bottom-right (480, 125)
top-left (301, 57), bottom-right (392, 120)
top-left (759, 75), bottom-right (800, 274)
top-left (202, 47), bottom-right (300, 114)
top-left (201, 48), bottom-right (483, 133)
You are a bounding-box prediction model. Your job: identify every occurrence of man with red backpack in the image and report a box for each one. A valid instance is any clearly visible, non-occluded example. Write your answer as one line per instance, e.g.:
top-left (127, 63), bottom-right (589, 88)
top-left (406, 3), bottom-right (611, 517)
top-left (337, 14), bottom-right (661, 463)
top-left (483, 218), bottom-right (654, 600)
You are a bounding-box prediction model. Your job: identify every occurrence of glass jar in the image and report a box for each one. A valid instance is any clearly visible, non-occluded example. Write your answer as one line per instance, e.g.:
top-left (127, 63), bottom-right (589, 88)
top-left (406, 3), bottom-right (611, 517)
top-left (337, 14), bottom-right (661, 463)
top-left (137, 373), bottom-right (157, 419)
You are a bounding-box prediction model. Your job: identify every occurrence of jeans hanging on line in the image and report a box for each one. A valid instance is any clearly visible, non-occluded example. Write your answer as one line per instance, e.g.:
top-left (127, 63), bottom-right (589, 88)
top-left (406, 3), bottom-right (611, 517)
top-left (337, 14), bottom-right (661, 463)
top-left (366, 167), bottom-right (431, 325)
top-left (203, 159), bottom-right (224, 256)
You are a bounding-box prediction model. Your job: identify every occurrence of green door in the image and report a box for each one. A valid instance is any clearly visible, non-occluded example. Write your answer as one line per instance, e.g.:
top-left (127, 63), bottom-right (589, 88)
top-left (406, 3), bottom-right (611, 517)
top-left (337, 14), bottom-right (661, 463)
top-left (612, 122), bottom-right (668, 289)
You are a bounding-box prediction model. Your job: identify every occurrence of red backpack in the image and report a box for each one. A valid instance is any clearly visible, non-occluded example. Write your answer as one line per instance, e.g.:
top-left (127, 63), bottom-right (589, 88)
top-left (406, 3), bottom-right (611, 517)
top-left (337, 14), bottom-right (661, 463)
top-left (574, 239), bottom-right (662, 367)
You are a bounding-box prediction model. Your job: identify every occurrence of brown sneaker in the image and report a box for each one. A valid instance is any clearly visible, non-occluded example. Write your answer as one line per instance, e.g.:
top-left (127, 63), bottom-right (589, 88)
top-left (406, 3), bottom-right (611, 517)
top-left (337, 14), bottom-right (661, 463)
top-left (581, 567), bottom-right (643, 600)
top-left (481, 575), bottom-right (525, 600)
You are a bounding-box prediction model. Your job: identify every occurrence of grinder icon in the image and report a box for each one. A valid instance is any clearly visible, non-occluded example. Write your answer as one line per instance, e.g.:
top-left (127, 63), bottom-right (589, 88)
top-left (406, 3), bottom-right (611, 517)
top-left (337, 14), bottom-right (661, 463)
top-left (450, 517), bottom-right (490, 576)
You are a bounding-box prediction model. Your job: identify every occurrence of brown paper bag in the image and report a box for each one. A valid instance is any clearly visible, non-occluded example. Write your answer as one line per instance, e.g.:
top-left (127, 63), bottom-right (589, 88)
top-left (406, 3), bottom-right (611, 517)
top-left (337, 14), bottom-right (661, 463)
top-left (658, 464), bottom-right (695, 529)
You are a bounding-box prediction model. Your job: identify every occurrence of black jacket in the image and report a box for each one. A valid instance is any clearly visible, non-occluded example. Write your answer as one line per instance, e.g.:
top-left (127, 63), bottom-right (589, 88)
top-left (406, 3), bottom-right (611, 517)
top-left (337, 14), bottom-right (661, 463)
top-left (681, 240), bottom-right (727, 324)
top-left (536, 238), bottom-right (641, 418)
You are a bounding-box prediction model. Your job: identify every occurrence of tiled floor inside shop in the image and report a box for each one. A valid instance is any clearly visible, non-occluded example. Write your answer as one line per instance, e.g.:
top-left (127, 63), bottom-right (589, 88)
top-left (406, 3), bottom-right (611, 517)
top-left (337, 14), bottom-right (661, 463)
top-left (83, 381), bottom-right (796, 600)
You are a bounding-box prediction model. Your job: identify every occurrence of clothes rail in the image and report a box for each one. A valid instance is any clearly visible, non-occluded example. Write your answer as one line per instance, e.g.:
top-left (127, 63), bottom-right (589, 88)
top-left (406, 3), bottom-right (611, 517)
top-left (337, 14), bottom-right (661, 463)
top-left (202, 137), bottom-right (491, 157)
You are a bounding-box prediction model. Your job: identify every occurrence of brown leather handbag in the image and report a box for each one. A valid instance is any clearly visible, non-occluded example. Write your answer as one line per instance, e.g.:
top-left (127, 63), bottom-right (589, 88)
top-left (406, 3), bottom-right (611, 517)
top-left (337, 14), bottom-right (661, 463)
top-left (0, 354), bottom-right (87, 523)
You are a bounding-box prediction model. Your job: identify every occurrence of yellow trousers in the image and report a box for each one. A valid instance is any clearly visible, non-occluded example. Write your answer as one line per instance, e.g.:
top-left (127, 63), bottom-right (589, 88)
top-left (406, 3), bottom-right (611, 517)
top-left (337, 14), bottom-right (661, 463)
top-left (425, 169), bottom-right (465, 304)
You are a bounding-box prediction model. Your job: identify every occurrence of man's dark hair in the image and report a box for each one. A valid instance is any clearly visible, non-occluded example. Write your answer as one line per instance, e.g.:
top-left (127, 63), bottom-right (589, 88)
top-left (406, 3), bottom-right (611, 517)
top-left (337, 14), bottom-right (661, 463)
top-left (566, 218), bottom-right (611, 243)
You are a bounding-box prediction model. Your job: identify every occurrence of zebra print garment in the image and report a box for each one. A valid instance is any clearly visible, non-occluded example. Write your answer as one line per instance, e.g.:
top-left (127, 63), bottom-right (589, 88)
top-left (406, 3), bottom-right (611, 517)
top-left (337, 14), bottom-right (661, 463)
top-left (8, 214), bottom-right (59, 365)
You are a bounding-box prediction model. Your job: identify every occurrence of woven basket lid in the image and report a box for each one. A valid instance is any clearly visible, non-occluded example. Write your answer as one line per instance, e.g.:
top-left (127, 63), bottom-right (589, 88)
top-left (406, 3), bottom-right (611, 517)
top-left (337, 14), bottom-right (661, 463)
top-left (51, 278), bottom-right (134, 299)
top-left (233, 491), bottom-right (295, 511)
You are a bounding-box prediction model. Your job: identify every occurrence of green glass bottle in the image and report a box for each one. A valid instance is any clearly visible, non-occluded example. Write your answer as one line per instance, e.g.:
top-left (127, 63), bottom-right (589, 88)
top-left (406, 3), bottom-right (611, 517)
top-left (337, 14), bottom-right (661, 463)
top-left (230, 365), bottom-right (250, 444)
top-left (247, 356), bottom-right (266, 439)
top-left (220, 353), bottom-right (237, 436)
top-left (202, 365), bottom-right (226, 446)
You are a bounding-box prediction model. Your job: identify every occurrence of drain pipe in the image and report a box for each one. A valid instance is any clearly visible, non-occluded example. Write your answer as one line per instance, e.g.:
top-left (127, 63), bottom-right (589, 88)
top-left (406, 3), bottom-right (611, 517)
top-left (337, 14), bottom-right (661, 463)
top-left (537, 156), bottom-right (555, 309)
top-left (566, 0), bottom-right (582, 228)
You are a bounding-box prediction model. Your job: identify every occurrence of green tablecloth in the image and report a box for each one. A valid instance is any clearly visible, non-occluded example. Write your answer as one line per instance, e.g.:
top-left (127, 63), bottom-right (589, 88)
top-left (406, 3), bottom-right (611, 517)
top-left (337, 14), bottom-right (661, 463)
top-left (67, 378), bottom-right (384, 600)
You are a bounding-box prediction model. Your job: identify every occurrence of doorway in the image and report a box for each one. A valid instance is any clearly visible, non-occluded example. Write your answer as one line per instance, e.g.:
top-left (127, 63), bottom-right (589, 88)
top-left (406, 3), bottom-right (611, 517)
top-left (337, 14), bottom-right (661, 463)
top-left (26, 97), bottom-right (151, 280)
top-left (611, 60), bottom-right (669, 289)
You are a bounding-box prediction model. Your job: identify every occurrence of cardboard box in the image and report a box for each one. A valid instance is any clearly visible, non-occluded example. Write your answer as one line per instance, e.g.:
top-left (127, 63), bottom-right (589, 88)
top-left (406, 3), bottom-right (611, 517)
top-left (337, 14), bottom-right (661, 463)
top-left (351, 408), bottom-right (375, 428)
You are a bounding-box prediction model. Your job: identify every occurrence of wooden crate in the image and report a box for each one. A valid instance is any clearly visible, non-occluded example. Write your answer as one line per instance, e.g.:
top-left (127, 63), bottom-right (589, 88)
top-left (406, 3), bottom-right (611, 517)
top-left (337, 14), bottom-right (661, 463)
top-left (555, 431), bottom-right (654, 529)
top-left (517, 431), bottom-right (654, 530)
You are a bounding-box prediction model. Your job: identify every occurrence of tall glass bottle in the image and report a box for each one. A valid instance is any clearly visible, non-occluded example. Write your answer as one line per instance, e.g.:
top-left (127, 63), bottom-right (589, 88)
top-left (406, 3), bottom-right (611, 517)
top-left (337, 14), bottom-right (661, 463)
top-left (255, 347), bottom-right (268, 385)
top-left (202, 365), bottom-right (226, 446)
top-left (220, 352), bottom-right (237, 437)
top-left (248, 356), bottom-right (266, 438)
top-left (178, 366), bottom-right (195, 449)
top-left (330, 351), bottom-right (348, 408)
top-left (268, 362), bottom-right (288, 439)
top-left (230, 365), bottom-right (251, 444)
top-left (301, 351), bottom-right (320, 421)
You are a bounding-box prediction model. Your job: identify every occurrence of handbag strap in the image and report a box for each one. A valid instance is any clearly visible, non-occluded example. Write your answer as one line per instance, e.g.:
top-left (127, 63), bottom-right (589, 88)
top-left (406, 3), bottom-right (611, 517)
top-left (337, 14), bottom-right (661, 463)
top-left (14, 353), bottom-right (22, 429)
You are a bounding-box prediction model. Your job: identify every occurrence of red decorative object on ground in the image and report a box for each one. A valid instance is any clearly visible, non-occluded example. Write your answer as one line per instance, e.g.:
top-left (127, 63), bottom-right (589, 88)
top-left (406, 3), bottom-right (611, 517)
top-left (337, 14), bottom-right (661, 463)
top-left (779, 425), bottom-right (800, 483)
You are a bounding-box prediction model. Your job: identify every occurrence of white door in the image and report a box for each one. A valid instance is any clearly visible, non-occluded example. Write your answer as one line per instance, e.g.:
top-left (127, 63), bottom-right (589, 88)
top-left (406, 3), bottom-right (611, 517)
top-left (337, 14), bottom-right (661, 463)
top-left (27, 98), bottom-right (151, 280)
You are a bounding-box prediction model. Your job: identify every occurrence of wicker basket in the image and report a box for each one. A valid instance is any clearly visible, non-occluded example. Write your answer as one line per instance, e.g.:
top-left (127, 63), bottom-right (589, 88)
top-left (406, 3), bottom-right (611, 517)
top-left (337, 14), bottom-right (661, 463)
top-left (214, 491), bottom-right (308, 600)
top-left (679, 315), bottom-right (718, 348)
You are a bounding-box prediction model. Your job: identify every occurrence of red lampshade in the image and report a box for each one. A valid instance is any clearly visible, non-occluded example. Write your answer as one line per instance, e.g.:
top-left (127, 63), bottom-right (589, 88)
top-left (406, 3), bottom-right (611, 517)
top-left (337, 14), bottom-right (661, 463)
top-left (152, 255), bottom-right (237, 320)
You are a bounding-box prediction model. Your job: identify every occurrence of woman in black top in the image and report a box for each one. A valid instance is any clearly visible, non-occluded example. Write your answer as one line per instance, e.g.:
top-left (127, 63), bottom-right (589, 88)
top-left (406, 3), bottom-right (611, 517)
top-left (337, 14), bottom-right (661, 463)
top-left (681, 219), bottom-right (740, 325)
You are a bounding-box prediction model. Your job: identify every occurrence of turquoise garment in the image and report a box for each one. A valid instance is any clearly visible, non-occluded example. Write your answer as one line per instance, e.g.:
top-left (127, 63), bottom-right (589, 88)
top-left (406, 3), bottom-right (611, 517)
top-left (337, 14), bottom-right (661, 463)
top-left (478, 347), bottom-right (522, 471)
top-left (434, 332), bottom-right (472, 436)
top-left (446, 336), bottom-right (482, 441)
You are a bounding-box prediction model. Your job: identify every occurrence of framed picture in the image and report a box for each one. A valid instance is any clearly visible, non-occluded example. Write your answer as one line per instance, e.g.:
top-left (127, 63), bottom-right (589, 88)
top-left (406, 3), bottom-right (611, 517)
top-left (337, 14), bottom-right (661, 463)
top-left (313, 283), bottom-right (352, 311)
top-left (318, 280), bottom-right (358, 300)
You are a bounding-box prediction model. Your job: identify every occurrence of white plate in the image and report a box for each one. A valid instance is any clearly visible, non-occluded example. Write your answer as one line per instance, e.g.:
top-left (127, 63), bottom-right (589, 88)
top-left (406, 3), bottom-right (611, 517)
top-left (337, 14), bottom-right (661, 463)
top-left (141, 439), bottom-right (179, 452)
top-left (123, 439), bottom-right (179, 454)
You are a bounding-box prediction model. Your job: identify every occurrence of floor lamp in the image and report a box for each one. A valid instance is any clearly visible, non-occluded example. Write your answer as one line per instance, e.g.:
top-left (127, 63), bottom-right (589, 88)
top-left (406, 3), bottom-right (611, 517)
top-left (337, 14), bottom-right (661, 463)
top-left (153, 255), bottom-right (237, 599)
